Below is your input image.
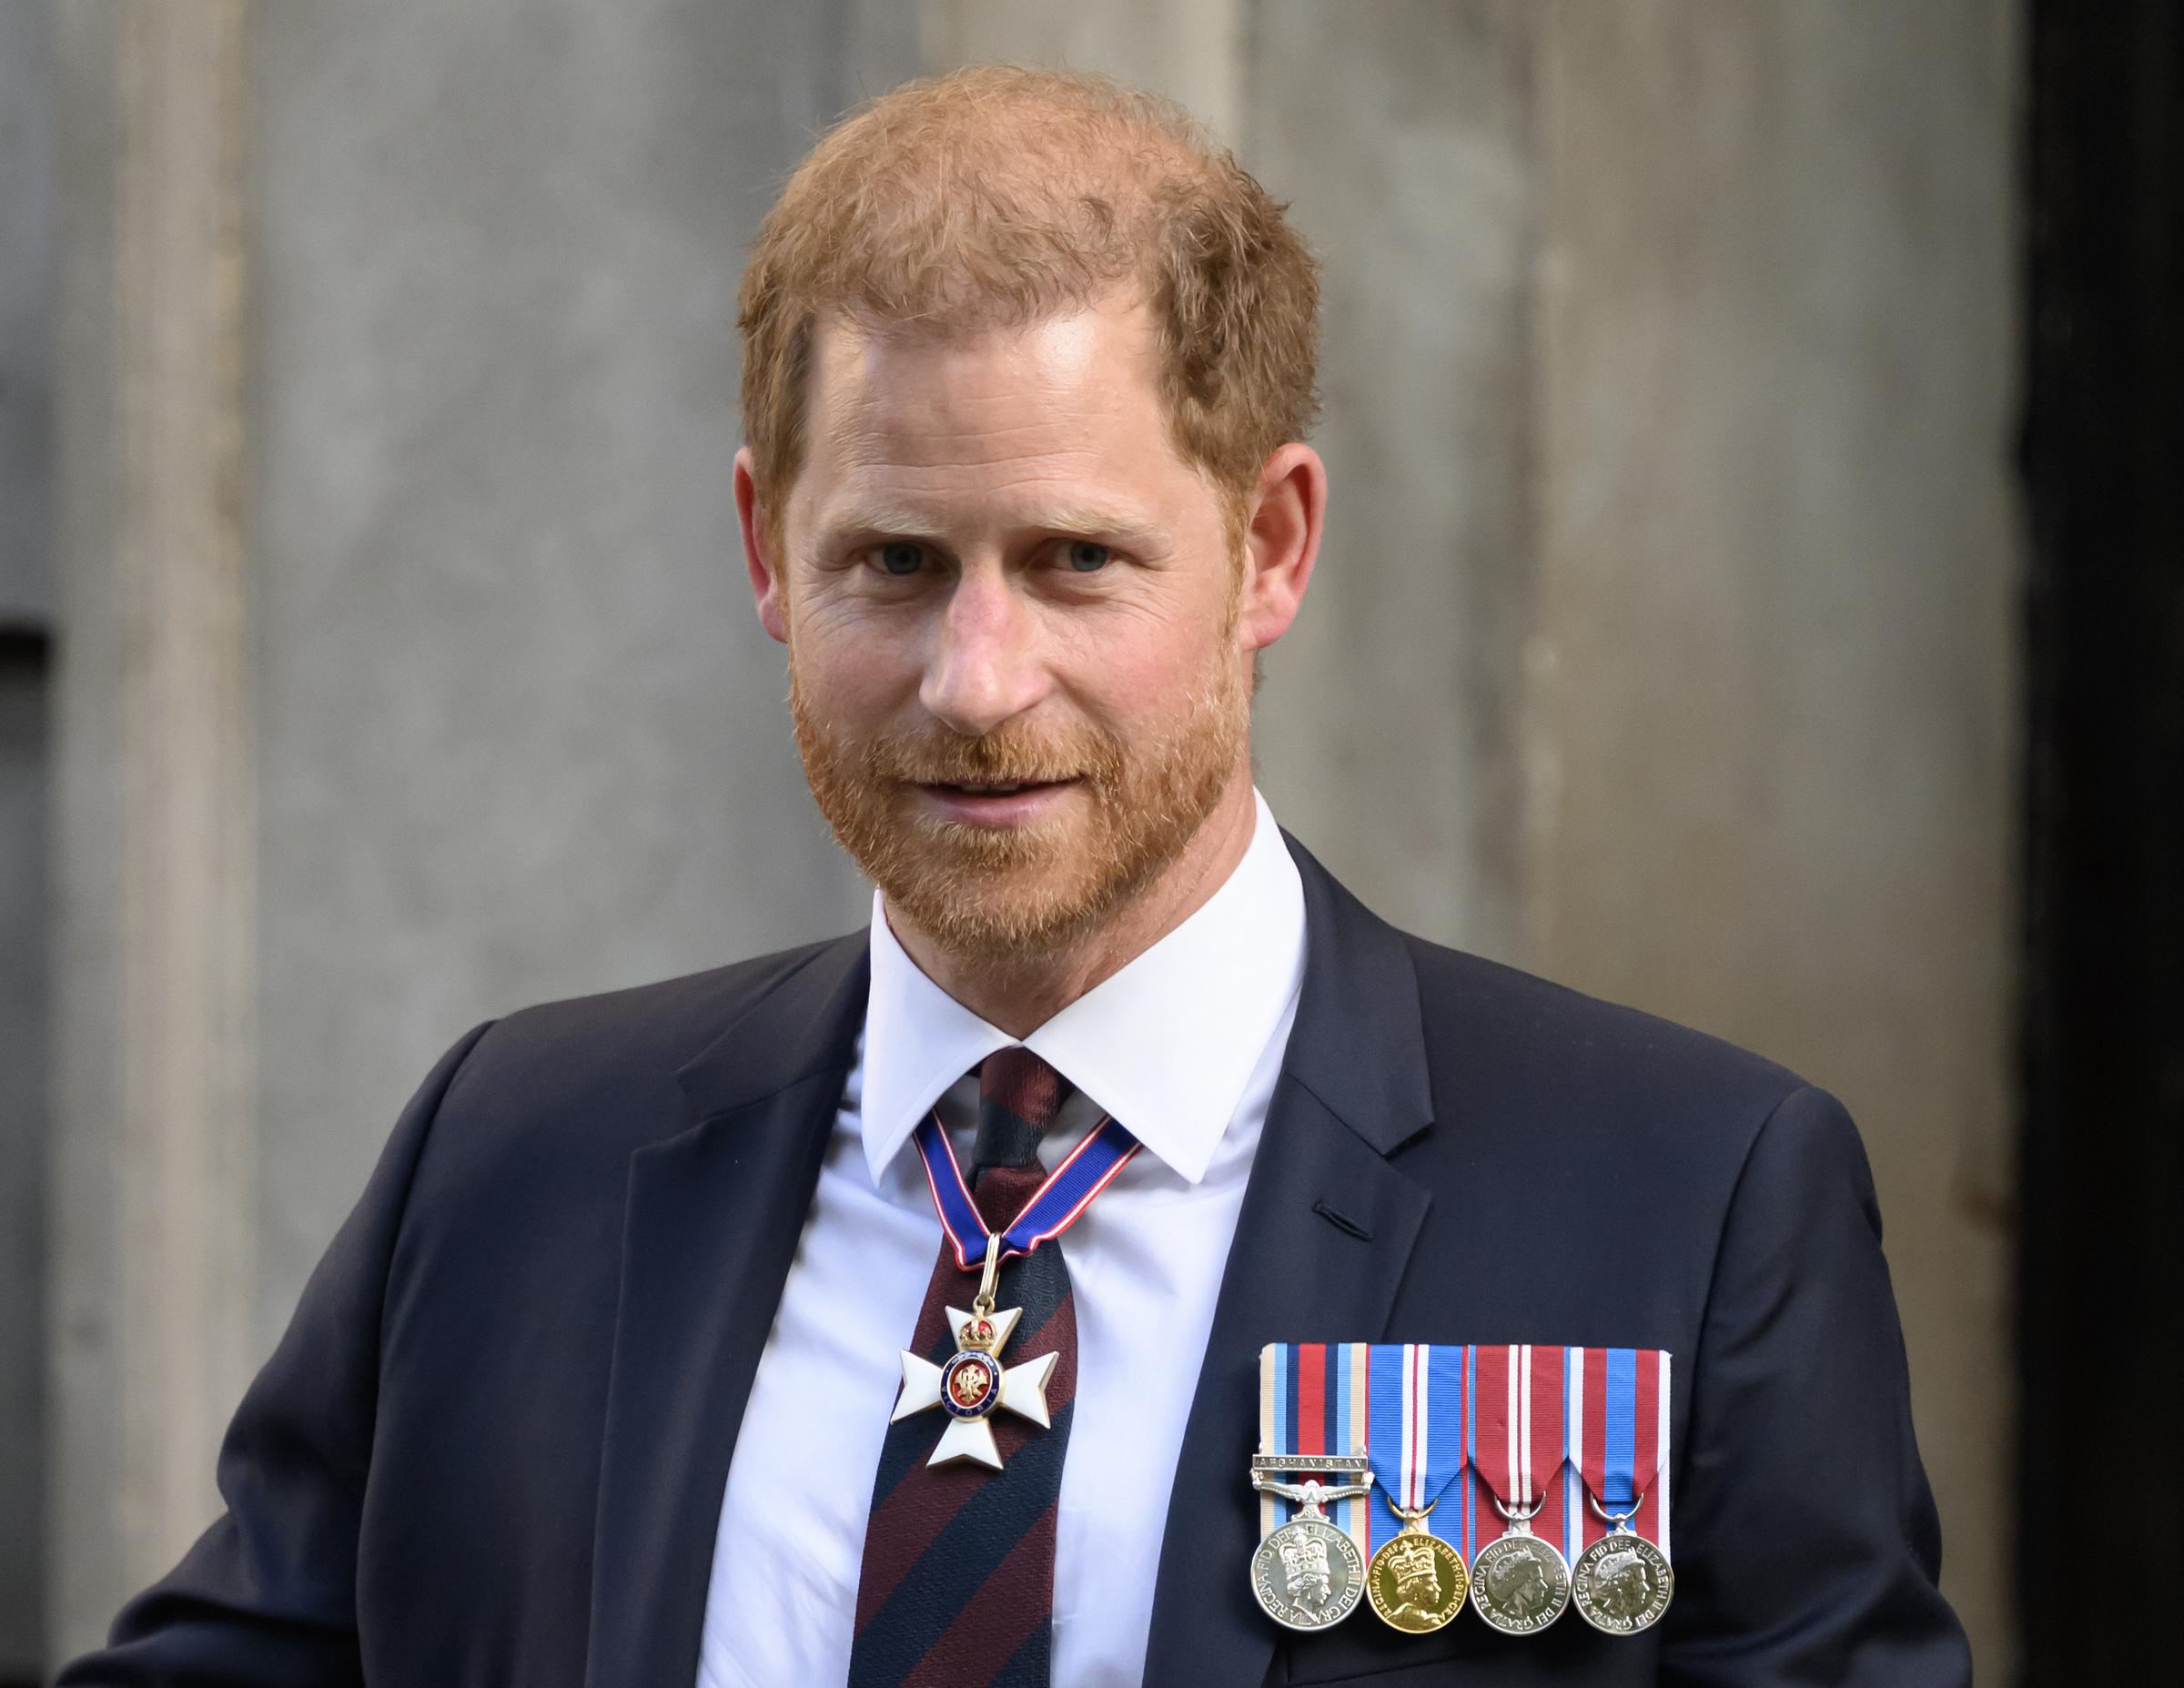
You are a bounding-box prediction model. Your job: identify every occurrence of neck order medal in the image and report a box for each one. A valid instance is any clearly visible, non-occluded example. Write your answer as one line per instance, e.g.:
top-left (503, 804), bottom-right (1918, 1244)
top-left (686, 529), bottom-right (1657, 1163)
top-left (889, 1299), bottom-right (1057, 1471)
top-left (895, 1107), bottom-right (1140, 1471)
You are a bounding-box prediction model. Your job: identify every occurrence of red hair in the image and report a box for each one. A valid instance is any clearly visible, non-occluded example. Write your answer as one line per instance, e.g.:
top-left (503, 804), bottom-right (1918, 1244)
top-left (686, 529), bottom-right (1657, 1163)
top-left (737, 65), bottom-right (1320, 536)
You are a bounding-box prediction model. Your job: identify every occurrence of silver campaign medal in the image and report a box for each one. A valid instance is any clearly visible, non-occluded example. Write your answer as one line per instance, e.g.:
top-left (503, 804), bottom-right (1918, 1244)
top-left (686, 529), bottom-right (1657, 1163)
top-left (1249, 1467), bottom-right (1374, 1632)
top-left (1469, 1494), bottom-right (1572, 1636)
top-left (1572, 1498), bottom-right (1674, 1636)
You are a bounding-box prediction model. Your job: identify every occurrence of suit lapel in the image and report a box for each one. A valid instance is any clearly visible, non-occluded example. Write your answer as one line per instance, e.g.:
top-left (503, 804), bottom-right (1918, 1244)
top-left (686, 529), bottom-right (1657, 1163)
top-left (1142, 838), bottom-right (1437, 1688)
top-left (584, 935), bottom-right (868, 1688)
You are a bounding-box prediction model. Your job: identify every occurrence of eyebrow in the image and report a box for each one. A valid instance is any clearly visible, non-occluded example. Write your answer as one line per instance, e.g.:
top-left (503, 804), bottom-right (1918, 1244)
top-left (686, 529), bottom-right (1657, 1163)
top-left (810, 500), bottom-right (1165, 555)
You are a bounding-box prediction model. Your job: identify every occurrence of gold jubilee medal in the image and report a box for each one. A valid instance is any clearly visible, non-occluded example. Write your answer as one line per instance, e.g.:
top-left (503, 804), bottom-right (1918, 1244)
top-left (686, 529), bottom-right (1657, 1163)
top-left (1366, 1505), bottom-right (1469, 1632)
top-left (1358, 1344), bottom-right (1472, 1634)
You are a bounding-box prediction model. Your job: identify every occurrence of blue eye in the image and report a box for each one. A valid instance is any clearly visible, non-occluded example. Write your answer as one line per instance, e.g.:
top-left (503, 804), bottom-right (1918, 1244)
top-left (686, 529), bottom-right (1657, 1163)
top-left (878, 542), bottom-right (923, 576)
top-left (1066, 541), bottom-right (1112, 572)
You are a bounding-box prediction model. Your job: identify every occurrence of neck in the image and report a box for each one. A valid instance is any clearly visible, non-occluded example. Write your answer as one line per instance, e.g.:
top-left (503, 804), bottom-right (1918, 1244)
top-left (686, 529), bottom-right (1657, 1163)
top-left (887, 768), bottom-right (1259, 1037)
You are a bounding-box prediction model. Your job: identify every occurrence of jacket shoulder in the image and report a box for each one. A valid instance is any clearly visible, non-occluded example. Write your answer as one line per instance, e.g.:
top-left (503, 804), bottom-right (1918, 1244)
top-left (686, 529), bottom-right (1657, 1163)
top-left (481, 933), bottom-right (858, 1059)
top-left (1398, 931), bottom-right (1816, 1172)
top-left (424, 931), bottom-right (865, 1165)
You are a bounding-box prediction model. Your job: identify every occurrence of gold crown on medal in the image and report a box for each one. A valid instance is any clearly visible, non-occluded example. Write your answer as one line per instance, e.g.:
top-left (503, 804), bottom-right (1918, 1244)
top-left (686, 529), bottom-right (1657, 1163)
top-left (1385, 1532), bottom-right (1439, 1580)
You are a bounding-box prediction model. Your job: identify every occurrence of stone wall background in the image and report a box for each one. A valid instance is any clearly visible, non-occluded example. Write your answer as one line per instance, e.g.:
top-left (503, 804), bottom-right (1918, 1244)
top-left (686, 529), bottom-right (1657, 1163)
top-left (19, 0), bottom-right (2019, 1674)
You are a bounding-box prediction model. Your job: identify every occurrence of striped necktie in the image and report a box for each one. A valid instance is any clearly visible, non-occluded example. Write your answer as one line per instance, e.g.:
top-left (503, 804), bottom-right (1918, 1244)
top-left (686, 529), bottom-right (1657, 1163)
top-left (849, 1048), bottom-right (1078, 1687)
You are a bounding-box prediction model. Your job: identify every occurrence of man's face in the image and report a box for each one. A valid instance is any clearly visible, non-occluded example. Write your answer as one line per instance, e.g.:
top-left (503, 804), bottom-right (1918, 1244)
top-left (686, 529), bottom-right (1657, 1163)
top-left (758, 294), bottom-right (1254, 959)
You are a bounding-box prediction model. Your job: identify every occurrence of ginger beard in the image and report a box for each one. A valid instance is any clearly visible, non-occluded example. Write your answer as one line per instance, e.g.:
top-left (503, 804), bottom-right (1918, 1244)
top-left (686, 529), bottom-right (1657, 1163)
top-left (788, 587), bottom-right (1250, 963)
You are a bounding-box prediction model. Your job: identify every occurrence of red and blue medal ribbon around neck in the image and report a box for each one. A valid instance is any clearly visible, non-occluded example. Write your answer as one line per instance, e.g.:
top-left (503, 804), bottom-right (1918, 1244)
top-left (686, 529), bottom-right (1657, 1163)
top-left (911, 1108), bottom-right (1143, 1270)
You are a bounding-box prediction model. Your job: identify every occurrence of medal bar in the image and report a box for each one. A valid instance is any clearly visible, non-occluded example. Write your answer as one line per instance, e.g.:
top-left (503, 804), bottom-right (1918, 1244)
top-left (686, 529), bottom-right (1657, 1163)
top-left (1247, 1342), bottom-right (1673, 1644)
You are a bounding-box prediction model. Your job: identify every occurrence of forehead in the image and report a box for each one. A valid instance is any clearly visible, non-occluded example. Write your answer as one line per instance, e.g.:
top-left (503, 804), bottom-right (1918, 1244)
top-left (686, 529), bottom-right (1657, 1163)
top-left (794, 296), bottom-right (1191, 510)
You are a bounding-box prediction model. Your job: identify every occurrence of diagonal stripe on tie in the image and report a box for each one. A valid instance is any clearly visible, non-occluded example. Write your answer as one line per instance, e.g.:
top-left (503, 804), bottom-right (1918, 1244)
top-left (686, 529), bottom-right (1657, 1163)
top-left (983, 1610), bottom-right (1057, 1688)
top-left (896, 1502), bottom-right (1060, 1688)
top-left (852, 1394), bottom-right (1074, 1683)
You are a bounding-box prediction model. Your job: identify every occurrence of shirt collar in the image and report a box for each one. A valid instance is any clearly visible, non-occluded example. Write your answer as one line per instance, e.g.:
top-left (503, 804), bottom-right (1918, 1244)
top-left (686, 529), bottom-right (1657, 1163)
top-left (858, 788), bottom-right (1307, 1186)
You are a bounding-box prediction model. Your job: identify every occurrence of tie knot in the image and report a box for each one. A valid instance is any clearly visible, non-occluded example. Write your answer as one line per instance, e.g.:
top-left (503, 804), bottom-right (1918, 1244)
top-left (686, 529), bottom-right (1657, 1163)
top-left (974, 1047), bottom-right (1069, 1172)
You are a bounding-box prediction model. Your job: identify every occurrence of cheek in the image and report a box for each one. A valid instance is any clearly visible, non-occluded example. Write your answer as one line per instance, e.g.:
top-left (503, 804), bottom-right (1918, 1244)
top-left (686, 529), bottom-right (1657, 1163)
top-left (1055, 608), bottom-right (1227, 728)
top-left (791, 605), bottom-right (923, 718)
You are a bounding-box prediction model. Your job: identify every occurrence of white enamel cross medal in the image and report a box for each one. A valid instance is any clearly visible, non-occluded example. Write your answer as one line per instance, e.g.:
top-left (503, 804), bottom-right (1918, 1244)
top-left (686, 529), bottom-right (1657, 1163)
top-left (894, 1107), bottom-right (1141, 1471)
top-left (889, 1297), bottom-right (1059, 1471)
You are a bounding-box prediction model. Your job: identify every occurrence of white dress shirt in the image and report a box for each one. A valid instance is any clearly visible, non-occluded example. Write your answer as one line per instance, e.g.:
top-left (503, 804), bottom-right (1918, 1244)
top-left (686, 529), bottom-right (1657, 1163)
top-left (697, 790), bottom-right (1306, 1688)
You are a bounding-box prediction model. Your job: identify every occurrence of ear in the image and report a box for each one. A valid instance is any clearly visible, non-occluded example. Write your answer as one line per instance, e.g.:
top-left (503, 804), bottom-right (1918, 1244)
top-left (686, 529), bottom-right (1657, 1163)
top-left (734, 446), bottom-right (789, 644)
top-left (1236, 442), bottom-right (1327, 654)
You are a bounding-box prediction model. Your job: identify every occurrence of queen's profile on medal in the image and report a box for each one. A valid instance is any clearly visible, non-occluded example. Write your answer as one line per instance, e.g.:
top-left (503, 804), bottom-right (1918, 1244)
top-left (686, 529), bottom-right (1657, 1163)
top-left (1572, 1526), bottom-right (1674, 1635)
top-left (1364, 1525), bottom-right (1469, 1632)
top-left (1248, 1473), bottom-right (1371, 1631)
top-left (1279, 1531), bottom-right (1336, 1612)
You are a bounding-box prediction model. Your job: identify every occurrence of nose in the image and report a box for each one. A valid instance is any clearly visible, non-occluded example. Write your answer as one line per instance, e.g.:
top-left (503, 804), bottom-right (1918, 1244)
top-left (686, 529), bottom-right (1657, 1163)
top-left (919, 563), bottom-right (1050, 736)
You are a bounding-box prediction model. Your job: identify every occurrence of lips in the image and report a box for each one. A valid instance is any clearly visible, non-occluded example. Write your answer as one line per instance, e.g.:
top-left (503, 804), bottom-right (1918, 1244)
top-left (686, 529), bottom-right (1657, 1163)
top-left (912, 777), bottom-right (1079, 825)
top-left (927, 780), bottom-right (1063, 796)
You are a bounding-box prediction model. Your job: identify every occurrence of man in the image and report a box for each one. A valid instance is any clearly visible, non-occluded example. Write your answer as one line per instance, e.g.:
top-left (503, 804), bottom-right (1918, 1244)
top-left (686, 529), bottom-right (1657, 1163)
top-left (62, 66), bottom-right (1970, 1688)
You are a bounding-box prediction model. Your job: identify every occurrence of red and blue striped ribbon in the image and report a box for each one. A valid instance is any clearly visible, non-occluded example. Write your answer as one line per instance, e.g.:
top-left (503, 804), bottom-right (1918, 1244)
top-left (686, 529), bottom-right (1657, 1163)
top-left (1258, 1342), bottom-right (1371, 1549)
top-left (911, 1111), bottom-right (1142, 1270)
top-left (1572, 1345), bottom-right (1673, 1561)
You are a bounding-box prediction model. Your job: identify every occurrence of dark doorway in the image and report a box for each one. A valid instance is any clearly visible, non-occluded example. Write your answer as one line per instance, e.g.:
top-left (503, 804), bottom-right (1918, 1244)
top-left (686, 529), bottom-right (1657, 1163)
top-left (2018, 3), bottom-right (2184, 1683)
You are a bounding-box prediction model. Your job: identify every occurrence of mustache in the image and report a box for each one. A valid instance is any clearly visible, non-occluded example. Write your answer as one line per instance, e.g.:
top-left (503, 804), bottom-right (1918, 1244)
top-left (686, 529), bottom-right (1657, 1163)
top-left (858, 723), bottom-right (1122, 787)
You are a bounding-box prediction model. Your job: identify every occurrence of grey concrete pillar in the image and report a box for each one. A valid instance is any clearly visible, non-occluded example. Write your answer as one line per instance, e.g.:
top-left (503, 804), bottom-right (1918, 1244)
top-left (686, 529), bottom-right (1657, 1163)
top-left (48, 0), bottom-right (906, 1658)
top-left (46, 0), bottom-right (258, 1649)
top-left (1243, 0), bottom-right (1538, 959)
top-left (923, 0), bottom-right (1243, 140)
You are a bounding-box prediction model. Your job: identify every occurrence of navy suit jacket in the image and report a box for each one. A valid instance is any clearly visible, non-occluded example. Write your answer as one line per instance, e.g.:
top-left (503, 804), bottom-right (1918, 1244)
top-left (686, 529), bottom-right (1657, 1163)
top-left (60, 838), bottom-right (1971, 1685)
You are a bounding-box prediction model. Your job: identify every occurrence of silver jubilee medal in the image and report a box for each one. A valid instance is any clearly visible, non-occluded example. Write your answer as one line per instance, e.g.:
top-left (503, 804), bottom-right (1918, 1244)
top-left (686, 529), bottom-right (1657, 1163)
top-left (1569, 1348), bottom-right (1673, 1635)
top-left (1468, 1344), bottom-right (1572, 1635)
top-left (1572, 1501), bottom-right (1673, 1636)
